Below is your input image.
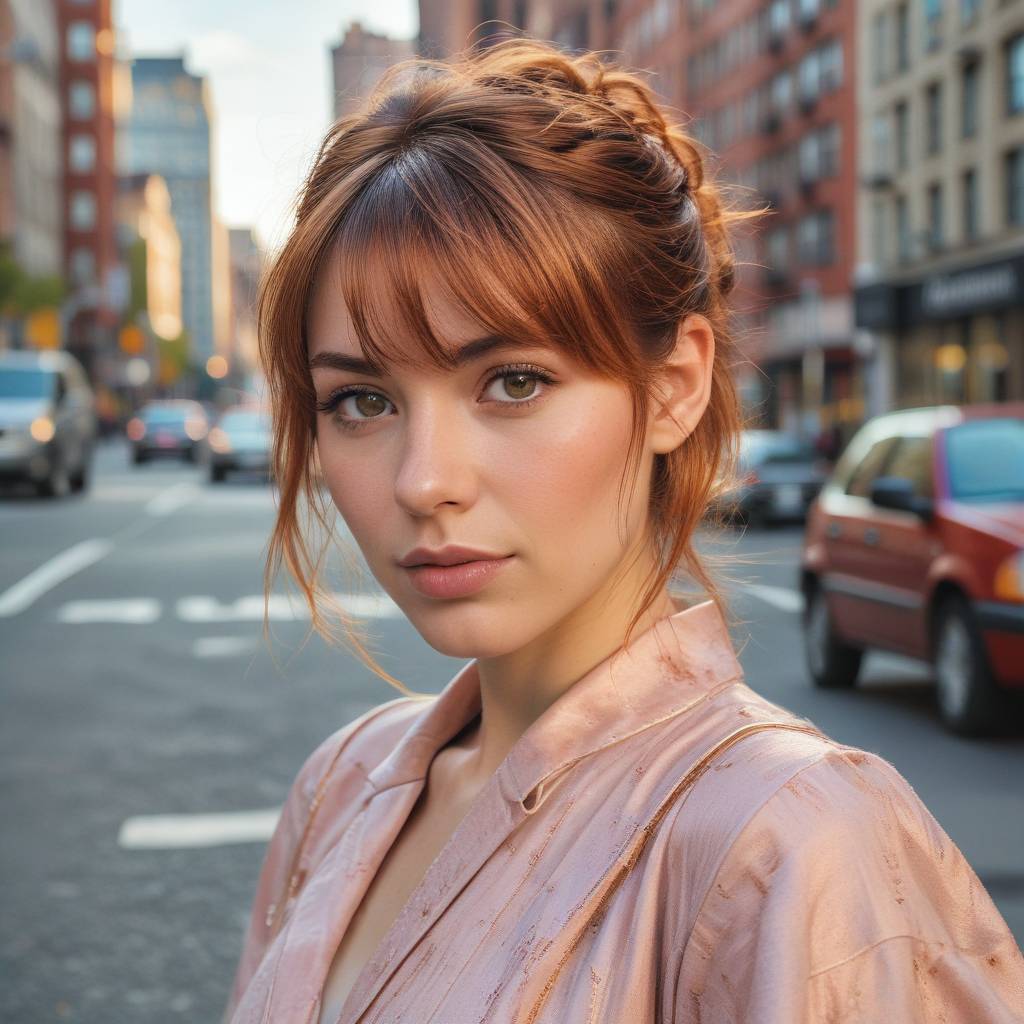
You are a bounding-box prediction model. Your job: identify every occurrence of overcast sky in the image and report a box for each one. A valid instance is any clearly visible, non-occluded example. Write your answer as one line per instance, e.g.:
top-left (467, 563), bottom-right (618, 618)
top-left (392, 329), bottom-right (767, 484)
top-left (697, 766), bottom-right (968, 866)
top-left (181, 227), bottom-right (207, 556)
top-left (116, 0), bottom-right (418, 250)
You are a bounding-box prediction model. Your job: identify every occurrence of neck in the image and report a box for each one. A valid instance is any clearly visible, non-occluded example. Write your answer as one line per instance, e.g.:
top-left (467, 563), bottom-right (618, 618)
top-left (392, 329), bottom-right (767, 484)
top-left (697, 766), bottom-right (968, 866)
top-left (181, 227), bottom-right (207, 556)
top-left (452, 547), bottom-right (682, 789)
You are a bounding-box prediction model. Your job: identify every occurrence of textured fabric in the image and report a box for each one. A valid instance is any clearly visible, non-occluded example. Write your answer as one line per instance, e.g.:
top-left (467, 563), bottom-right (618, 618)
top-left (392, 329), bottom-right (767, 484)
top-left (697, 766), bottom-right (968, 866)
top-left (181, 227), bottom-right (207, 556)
top-left (225, 599), bottom-right (1024, 1023)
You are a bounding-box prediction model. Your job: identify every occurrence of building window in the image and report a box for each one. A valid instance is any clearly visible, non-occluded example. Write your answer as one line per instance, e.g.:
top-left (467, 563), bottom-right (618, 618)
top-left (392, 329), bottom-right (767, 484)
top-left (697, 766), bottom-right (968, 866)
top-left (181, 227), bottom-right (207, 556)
top-left (926, 182), bottom-right (944, 249)
top-left (766, 225), bottom-right (791, 269)
top-left (797, 209), bottom-right (834, 266)
top-left (1007, 147), bottom-right (1024, 226)
top-left (68, 80), bottom-right (95, 119)
top-left (68, 134), bottom-right (96, 173)
top-left (871, 197), bottom-right (887, 264)
top-left (894, 100), bottom-right (909, 170)
top-left (960, 0), bottom-right (980, 26)
top-left (1007, 33), bottom-right (1024, 115)
top-left (70, 248), bottom-right (95, 285)
top-left (923, 0), bottom-right (942, 52)
top-left (871, 111), bottom-right (893, 177)
top-left (895, 193), bottom-right (912, 263)
top-left (66, 21), bottom-right (96, 61)
top-left (962, 168), bottom-right (979, 241)
top-left (871, 11), bottom-right (889, 85)
top-left (961, 60), bottom-right (979, 138)
top-left (70, 190), bottom-right (96, 230)
top-left (895, 2), bottom-right (910, 72)
top-left (925, 81), bottom-right (942, 156)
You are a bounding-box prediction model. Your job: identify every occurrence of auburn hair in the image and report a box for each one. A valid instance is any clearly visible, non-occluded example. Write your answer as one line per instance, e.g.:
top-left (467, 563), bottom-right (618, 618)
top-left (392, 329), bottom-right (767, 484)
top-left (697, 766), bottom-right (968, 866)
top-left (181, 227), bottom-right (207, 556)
top-left (258, 37), bottom-right (762, 694)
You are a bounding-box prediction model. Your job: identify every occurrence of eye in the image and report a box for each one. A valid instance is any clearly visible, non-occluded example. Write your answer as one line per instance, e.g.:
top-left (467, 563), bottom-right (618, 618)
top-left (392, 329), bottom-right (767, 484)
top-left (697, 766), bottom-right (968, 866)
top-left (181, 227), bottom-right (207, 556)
top-left (481, 365), bottom-right (556, 405)
top-left (315, 386), bottom-right (393, 429)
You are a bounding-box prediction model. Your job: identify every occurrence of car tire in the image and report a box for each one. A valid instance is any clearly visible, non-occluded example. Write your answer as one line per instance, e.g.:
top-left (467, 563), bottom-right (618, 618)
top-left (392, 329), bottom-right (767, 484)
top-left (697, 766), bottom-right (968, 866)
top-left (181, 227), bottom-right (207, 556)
top-left (803, 583), bottom-right (863, 689)
top-left (210, 465), bottom-right (228, 483)
top-left (37, 450), bottom-right (71, 499)
top-left (70, 455), bottom-right (91, 494)
top-left (132, 449), bottom-right (148, 465)
top-left (932, 595), bottom-right (1008, 737)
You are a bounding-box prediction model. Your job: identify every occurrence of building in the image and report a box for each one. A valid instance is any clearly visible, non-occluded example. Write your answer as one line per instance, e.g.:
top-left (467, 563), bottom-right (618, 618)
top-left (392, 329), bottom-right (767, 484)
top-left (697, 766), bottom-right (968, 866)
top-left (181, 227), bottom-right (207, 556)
top-left (121, 55), bottom-right (217, 366)
top-left (331, 21), bottom-right (415, 120)
top-left (853, 0), bottom-right (1024, 408)
top-left (418, 0), bottom-right (532, 57)
top-left (227, 226), bottom-right (263, 378)
top-left (0, 0), bottom-right (62, 278)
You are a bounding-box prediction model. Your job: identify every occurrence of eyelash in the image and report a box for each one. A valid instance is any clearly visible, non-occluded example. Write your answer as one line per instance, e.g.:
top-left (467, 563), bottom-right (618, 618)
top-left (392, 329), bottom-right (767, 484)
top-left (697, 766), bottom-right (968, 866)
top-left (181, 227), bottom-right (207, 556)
top-left (314, 363), bottom-right (558, 432)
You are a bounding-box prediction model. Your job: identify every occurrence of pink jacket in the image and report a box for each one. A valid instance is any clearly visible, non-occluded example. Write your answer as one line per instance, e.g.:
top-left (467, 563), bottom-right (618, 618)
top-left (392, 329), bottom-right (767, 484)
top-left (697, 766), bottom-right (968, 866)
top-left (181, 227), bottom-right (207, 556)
top-left (226, 599), bottom-right (1024, 1022)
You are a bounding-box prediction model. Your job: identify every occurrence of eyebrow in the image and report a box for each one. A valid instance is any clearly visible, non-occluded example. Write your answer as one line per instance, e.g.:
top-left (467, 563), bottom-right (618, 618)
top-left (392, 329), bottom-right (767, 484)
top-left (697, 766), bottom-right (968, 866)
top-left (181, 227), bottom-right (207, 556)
top-left (308, 334), bottom-right (526, 375)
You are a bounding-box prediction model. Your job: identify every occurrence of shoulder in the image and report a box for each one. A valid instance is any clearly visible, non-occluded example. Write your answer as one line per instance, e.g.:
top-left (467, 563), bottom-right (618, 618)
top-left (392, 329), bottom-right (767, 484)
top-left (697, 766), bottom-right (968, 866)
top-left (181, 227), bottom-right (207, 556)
top-left (288, 693), bottom-right (434, 805)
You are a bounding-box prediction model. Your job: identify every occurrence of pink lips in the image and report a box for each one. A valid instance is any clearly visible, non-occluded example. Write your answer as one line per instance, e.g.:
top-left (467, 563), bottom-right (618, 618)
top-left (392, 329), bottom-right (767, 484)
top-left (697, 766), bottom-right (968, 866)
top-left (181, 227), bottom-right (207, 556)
top-left (404, 556), bottom-right (513, 599)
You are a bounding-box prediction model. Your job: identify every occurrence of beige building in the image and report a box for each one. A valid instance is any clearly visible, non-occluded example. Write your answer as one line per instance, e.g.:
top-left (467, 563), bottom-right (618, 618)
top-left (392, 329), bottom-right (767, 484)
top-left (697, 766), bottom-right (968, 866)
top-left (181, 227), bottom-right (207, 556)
top-left (117, 172), bottom-right (181, 341)
top-left (855, 0), bottom-right (1024, 410)
top-left (331, 21), bottom-right (415, 120)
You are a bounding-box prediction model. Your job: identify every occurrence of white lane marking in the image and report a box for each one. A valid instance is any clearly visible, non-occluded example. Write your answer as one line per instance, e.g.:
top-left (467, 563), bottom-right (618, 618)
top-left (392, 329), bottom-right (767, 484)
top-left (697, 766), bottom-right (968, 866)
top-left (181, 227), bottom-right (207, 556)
top-left (744, 583), bottom-right (805, 614)
top-left (57, 598), bottom-right (161, 624)
top-left (118, 808), bottom-right (280, 849)
top-left (192, 635), bottom-right (259, 658)
top-left (145, 482), bottom-right (200, 517)
top-left (176, 591), bottom-right (404, 622)
top-left (0, 538), bottom-right (114, 618)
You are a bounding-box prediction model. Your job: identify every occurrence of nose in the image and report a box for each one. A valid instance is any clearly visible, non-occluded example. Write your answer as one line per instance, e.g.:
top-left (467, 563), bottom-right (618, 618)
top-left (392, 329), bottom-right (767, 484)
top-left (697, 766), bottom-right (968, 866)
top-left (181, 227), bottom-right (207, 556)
top-left (392, 400), bottom-right (479, 517)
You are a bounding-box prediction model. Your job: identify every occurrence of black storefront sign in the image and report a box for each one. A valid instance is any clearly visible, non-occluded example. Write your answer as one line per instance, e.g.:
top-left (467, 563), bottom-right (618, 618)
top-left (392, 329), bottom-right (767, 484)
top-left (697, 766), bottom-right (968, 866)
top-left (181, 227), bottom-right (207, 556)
top-left (854, 251), bottom-right (1024, 330)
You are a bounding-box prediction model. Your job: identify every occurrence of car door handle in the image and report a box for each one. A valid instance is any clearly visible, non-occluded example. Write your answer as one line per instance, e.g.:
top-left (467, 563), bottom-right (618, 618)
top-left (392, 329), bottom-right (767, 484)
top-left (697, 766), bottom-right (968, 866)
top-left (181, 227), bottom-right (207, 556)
top-left (864, 527), bottom-right (880, 546)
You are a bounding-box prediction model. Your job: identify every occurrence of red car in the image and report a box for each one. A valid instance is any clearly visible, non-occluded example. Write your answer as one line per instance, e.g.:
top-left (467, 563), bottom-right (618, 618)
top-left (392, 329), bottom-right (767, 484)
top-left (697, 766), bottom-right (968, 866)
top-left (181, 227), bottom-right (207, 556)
top-left (800, 404), bottom-right (1024, 735)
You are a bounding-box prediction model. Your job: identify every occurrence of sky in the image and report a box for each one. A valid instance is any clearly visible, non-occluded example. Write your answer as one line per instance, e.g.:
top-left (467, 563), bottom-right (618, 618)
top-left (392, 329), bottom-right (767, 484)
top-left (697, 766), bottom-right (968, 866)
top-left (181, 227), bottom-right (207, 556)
top-left (115, 0), bottom-right (418, 251)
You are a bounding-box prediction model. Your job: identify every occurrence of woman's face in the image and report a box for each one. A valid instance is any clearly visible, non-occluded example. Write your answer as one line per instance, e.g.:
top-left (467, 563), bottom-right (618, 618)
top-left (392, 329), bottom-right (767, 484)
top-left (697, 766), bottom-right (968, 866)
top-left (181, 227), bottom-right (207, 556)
top-left (306, 267), bottom-right (659, 660)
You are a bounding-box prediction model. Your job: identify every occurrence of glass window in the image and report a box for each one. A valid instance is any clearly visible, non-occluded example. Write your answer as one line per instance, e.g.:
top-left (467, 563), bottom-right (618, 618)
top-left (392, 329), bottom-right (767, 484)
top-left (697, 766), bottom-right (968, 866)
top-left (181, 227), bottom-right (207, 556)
top-left (66, 21), bottom-right (96, 61)
top-left (1007, 147), bottom-right (1024, 226)
top-left (923, 0), bottom-right (943, 51)
top-left (872, 11), bottom-right (889, 85)
top-left (0, 368), bottom-right (53, 399)
top-left (925, 81), bottom-right (942, 155)
top-left (963, 168), bottom-right (979, 241)
top-left (883, 436), bottom-right (934, 498)
top-left (927, 182), bottom-right (944, 249)
top-left (70, 190), bottom-right (96, 230)
top-left (68, 80), bottom-right (95, 119)
top-left (1008, 33), bottom-right (1024, 114)
top-left (896, 194), bottom-right (912, 262)
top-left (962, 60), bottom-right (979, 138)
top-left (960, 0), bottom-right (980, 24)
top-left (69, 134), bottom-right (95, 173)
top-left (70, 247), bottom-right (95, 285)
top-left (846, 437), bottom-right (899, 497)
top-left (895, 2), bottom-right (910, 71)
top-left (894, 100), bottom-right (909, 171)
top-left (945, 419), bottom-right (1024, 502)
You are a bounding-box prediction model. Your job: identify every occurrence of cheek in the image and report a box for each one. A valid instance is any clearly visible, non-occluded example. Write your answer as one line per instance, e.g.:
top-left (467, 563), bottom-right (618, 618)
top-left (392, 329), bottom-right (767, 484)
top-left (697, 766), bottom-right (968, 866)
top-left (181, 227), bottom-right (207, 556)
top-left (317, 437), bottom-right (388, 542)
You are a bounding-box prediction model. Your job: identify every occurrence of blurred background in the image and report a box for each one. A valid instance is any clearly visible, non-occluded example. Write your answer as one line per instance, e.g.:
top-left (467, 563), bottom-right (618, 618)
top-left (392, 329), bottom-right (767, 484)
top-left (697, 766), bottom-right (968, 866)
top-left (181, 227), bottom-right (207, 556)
top-left (1, 0), bottom-right (1022, 1020)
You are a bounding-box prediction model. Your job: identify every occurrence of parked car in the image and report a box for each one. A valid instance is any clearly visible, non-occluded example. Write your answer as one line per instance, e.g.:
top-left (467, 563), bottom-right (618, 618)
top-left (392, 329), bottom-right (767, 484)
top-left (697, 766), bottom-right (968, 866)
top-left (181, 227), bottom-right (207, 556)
top-left (723, 429), bottom-right (827, 525)
top-left (126, 400), bottom-right (209, 463)
top-left (800, 404), bottom-right (1024, 735)
top-left (0, 349), bottom-right (97, 497)
top-left (205, 405), bottom-right (272, 482)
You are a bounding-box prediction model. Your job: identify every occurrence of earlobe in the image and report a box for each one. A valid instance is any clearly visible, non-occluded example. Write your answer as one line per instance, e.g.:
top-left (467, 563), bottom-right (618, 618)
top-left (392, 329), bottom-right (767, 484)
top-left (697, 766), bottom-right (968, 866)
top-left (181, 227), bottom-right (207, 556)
top-left (647, 313), bottom-right (715, 456)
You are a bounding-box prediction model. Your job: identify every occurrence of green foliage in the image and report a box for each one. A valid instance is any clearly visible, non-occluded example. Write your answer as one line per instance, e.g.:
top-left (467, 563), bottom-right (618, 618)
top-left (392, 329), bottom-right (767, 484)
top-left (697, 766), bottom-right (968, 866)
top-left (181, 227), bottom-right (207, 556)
top-left (0, 243), bottom-right (66, 314)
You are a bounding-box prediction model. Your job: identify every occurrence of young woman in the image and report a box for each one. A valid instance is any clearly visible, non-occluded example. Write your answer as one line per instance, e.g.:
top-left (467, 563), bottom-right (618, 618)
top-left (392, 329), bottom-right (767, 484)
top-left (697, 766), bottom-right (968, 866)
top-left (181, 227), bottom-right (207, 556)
top-left (225, 39), bottom-right (1023, 1024)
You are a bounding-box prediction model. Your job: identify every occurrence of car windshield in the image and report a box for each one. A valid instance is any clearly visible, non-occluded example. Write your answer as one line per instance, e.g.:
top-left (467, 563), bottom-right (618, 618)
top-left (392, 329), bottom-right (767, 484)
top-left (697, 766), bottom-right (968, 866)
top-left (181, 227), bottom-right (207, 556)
top-left (143, 405), bottom-right (189, 424)
top-left (945, 418), bottom-right (1024, 502)
top-left (741, 432), bottom-right (816, 466)
top-left (219, 410), bottom-right (269, 432)
top-left (0, 368), bottom-right (53, 399)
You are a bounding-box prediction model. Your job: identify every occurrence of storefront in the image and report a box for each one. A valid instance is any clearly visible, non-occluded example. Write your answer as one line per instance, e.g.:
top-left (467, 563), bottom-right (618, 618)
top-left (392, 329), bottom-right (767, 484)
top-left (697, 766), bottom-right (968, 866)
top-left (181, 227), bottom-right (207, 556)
top-left (855, 251), bottom-right (1024, 409)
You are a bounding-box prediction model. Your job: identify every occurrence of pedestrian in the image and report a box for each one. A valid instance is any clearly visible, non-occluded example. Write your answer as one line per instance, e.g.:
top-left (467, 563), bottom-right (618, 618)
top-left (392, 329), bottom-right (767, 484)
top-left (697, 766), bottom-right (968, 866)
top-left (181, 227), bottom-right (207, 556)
top-left (225, 38), bottom-right (1024, 1023)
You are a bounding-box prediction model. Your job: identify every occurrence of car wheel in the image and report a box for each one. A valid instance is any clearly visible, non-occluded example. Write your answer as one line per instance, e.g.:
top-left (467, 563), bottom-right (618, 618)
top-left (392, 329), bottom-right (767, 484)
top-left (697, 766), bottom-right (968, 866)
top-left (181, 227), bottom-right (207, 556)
top-left (933, 595), bottom-right (1007, 736)
top-left (210, 465), bottom-right (228, 483)
top-left (803, 583), bottom-right (863, 689)
top-left (132, 449), bottom-right (148, 465)
top-left (37, 451), bottom-right (71, 499)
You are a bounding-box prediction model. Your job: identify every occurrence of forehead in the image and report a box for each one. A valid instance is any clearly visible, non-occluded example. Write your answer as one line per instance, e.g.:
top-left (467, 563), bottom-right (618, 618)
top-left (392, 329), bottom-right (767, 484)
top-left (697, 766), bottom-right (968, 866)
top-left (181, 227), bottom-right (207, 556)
top-left (307, 251), bottom-right (489, 361)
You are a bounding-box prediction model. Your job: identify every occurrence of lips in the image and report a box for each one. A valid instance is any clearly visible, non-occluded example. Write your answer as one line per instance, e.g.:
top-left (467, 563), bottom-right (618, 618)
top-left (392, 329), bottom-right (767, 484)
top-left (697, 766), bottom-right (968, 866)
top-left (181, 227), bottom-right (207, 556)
top-left (402, 556), bottom-right (513, 599)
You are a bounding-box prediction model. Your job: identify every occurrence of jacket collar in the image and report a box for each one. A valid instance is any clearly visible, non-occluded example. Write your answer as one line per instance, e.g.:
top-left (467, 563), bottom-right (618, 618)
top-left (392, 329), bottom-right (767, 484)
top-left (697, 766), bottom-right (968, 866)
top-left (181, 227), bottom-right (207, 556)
top-left (366, 597), bottom-right (743, 804)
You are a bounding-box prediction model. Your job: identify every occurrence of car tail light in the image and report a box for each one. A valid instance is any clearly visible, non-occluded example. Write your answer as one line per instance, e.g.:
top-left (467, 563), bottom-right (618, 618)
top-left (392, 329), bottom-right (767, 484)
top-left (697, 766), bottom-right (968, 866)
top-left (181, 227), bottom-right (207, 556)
top-left (208, 427), bottom-right (232, 453)
top-left (126, 417), bottom-right (145, 441)
top-left (184, 417), bottom-right (208, 441)
top-left (994, 551), bottom-right (1024, 602)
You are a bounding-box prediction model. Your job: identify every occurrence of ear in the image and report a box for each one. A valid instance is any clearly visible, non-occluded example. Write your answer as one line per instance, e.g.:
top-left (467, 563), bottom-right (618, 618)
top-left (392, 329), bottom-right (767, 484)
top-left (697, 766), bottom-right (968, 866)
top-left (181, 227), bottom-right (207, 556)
top-left (647, 313), bottom-right (715, 456)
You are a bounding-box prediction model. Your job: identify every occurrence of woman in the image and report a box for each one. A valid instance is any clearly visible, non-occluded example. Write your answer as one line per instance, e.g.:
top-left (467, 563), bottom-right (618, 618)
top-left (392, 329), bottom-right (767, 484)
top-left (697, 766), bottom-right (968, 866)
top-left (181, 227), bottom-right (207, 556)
top-left (225, 39), bottom-right (1023, 1023)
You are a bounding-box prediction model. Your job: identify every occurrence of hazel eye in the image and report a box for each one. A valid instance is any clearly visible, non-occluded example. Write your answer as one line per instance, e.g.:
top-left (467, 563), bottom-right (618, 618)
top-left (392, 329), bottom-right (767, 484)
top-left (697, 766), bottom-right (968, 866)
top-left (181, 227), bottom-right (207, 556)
top-left (487, 371), bottom-right (540, 402)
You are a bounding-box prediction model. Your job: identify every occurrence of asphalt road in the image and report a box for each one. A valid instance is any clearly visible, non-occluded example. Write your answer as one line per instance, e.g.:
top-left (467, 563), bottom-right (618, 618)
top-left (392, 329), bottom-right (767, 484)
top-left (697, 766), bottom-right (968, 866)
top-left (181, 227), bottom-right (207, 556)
top-left (2, 439), bottom-right (1022, 1023)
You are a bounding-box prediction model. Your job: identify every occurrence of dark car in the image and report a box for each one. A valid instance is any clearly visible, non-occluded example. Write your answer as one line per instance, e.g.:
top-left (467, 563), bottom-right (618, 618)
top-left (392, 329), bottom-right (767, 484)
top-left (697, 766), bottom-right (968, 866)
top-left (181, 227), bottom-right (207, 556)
top-left (800, 404), bottom-right (1024, 735)
top-left (725, 429), bottom-right (827, 526)
top-left (205, 406), bottom-right (272, 482)
top-left (127, 400), bottom-right (209, 463)
top-left (0, 349), bottom-right (97, 497)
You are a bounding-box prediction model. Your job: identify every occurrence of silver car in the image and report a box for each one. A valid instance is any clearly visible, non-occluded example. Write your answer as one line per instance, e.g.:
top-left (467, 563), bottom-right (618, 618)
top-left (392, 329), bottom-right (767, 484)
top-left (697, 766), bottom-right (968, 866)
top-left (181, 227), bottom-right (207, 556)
top-left (0, 349), bottom-right (97, 497)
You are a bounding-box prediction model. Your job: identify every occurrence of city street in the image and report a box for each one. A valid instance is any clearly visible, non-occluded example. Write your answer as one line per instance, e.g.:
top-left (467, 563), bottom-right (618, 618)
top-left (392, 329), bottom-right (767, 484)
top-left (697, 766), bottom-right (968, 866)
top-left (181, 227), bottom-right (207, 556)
top-left (2, 440), bottom-right (1022, 1023)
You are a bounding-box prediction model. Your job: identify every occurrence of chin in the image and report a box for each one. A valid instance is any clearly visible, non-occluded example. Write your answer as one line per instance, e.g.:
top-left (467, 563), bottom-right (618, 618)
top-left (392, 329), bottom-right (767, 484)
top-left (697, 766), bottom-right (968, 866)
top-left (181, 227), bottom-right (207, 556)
top-left (400, 597), bottom-right (533, 660)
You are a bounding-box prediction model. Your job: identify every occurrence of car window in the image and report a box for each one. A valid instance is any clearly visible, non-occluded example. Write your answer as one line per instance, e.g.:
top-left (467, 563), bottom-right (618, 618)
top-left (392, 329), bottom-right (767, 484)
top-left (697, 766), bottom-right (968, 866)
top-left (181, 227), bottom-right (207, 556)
top-left (219, 411), bottom-right (269, 432)
top-left (845, 436), bottom-right (899, 498)
top-left (945, 419), bottom-right (1024, 502)
top-left (142, 406), bottom-right (188, 424)
top-left (0, 368), bottom-right (53, 399)
top-left (882, 435), bottom-right (934, 498)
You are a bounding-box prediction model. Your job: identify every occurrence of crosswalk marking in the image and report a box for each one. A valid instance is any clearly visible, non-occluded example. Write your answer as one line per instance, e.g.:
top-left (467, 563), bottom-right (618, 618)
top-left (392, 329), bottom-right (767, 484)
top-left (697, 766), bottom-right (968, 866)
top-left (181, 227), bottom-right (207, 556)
top-left (57, 598), bottom-right (161, 624)
top-left (741, 582), bottom-right (805, 614)
top-left (118, 808), bottom-right (281, 849)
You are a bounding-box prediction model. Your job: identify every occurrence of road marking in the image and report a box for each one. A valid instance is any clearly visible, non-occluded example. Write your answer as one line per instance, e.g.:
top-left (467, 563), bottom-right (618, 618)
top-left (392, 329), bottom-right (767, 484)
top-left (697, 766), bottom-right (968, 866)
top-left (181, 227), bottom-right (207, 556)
top-left (146, 482), bottom-right (200, 517)
top-left (192, 635), bottom-right (259, 658)
top-left (57, 598), bottom-right (161, 624)
top-left (0, 538), bottom-right (114, 618)
top-left (118, 808), bottom-right (280, 849)
top-left (177, 591), bottom-right (404, 622)
top-left (744, 582), bottom-right (804, 614)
